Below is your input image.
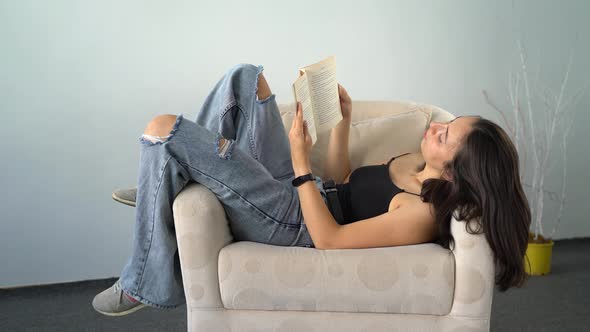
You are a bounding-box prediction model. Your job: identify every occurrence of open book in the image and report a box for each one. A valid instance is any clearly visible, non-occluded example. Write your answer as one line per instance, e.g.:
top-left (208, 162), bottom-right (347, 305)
top-left (292, 55), bottom-right (343, 145)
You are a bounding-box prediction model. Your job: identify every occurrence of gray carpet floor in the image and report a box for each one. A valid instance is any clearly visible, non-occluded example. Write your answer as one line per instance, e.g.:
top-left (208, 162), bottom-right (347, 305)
top-left (1, 238), bottom-right (588, 331)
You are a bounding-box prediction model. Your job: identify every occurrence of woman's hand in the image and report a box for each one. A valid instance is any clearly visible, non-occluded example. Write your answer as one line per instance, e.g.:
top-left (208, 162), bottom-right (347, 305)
top-left (289, 102), bottom-right (313, 176)
top-left (338, 83), bottom-right (352, 121)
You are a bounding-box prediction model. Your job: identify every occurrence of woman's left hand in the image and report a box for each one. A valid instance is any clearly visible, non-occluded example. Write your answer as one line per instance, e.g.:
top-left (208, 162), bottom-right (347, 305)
top-left (289, 102), bottom-right (313, 175)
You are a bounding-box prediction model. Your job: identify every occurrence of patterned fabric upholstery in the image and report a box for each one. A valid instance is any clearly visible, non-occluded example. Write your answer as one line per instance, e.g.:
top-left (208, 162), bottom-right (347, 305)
top-left (173, 100), bottom-right (495, 332)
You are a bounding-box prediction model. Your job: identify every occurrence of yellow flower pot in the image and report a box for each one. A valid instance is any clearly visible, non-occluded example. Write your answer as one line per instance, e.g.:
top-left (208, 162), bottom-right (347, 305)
top-left (524, 235), bottom-right (554, 276)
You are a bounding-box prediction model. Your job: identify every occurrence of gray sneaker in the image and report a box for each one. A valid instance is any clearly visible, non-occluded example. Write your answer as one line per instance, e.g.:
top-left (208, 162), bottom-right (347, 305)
top-left (92, 279), bottom-right (147, 316)
top-left (112, 187), bottom-right (137, 207)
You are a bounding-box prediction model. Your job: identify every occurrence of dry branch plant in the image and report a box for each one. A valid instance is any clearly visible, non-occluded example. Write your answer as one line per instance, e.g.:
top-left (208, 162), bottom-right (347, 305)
top-left (482, 39), bottom-right (586, 242)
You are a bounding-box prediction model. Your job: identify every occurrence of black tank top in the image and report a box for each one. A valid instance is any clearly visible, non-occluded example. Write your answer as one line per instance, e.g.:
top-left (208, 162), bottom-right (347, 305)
top-left (333, 153), bottom-right (421, 225)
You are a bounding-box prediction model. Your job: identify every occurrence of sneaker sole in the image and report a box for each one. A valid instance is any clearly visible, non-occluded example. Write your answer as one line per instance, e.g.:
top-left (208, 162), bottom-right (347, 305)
top-left (94, 303), bottom-right (147, 316)
top-left (112, 192), bottom-right (136, 207)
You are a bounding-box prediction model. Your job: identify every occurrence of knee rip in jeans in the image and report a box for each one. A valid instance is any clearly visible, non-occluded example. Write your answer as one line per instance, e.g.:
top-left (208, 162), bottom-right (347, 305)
top-left (254, 66), bottom-right (275, 104)
top-left (215, 132), bottom-right (236, 160)
top-left (140, 114), bottom-right (184, 146)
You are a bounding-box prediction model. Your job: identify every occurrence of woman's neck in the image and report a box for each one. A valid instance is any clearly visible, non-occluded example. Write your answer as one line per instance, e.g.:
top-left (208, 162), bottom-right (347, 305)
top-left (414, 162), bottom-right (443, 185)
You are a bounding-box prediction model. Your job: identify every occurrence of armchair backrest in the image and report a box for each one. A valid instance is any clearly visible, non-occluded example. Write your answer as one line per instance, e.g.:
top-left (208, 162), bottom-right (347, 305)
top-left (278, 100), bottom-right (454, 179)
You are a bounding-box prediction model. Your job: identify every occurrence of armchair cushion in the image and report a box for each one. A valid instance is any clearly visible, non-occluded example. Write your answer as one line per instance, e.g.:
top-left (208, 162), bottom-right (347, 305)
top-left (218, 241), bottom-right (455, 314)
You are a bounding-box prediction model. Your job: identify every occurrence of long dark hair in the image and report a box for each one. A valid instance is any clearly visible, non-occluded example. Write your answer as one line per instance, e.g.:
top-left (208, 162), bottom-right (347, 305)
top-left (420, 117), bottom-right (531, 292)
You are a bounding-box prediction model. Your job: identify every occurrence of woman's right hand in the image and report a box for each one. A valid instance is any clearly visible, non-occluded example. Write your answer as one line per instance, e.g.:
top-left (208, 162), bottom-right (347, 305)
top-left (337, 83), bottom-right (352, 121)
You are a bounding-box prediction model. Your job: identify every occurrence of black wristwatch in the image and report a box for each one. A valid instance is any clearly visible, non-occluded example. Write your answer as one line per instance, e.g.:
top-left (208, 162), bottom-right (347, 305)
top-left (292, 173), bottom-right (315, 187)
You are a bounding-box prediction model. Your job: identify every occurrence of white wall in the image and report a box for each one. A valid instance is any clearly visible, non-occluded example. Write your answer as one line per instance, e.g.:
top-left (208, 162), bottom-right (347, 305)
top-left (1, 0), bottom-right (588, 287)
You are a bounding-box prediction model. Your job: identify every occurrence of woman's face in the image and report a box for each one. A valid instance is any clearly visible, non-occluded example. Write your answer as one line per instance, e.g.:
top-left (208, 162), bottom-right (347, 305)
top-left (420, 116), bottom-right (479, 171)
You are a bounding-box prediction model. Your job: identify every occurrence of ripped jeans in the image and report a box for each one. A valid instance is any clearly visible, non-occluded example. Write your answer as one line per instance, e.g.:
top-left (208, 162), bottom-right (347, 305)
top-left (119, 63), bottom-right (329, 309)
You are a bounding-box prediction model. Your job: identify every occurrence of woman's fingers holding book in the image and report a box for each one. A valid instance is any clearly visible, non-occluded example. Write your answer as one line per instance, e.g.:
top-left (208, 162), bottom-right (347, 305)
top-left (291, 102), bottom-right (305, 133)
top-left (289, 102), bottom-right (313, 169)
top-left (338, 83), bottom-right (350, 97)
top-left (338, 83), bottom-right (352, 120)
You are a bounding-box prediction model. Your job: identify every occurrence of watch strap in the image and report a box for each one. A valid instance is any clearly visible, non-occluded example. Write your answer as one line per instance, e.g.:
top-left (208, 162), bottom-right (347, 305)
top-left (292, 173), bottom-right (315, 187)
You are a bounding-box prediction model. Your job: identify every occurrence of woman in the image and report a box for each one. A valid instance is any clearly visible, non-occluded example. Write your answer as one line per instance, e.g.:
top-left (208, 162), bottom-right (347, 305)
top-left (93, 63), bottom-right (531, 317)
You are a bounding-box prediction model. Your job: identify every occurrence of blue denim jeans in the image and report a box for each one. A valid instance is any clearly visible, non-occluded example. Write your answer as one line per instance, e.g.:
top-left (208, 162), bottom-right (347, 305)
top-left (119, 63), bottom-right (329, 309)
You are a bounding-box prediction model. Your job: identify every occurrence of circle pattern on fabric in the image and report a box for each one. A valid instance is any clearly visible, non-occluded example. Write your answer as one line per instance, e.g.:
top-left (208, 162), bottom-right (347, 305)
top-left (412, 263), bottom-right (430, 278)
top-left (189, 284), bottom-right (204, 300)
top-left (273, 254), bottom-right (315, 288)
top-left (455, 267), bottom-right (486, 304)
top-left (357, 253), bottom-right (398, 291)
top-left (178, 233), bottom-right (212, 269)
top-left (233, 288), bottom-right (273, 308)
top-left (244, 258), bottom-right (261, 273)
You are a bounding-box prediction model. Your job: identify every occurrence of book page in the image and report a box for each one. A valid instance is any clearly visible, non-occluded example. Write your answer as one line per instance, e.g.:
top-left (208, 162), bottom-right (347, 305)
top-left (300, 56), bottom-right (343, 133)
top-left (292, 73), bottom-right (318, 145)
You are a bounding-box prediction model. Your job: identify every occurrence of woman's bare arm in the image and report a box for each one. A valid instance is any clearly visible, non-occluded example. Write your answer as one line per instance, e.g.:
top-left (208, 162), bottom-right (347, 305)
top-left (323, 117), bottom-right (352, 184)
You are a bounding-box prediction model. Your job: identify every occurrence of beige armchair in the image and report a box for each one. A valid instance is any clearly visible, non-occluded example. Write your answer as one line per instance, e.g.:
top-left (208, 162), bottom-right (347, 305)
top-left (173, 100), bottom-right (495, 331)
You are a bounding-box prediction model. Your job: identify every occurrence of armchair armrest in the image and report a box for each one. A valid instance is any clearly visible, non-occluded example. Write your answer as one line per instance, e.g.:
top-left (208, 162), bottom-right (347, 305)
top-left (448, 216), bottom-right (495, 323)
top-left (173, 182), bottom-right (234, 311)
